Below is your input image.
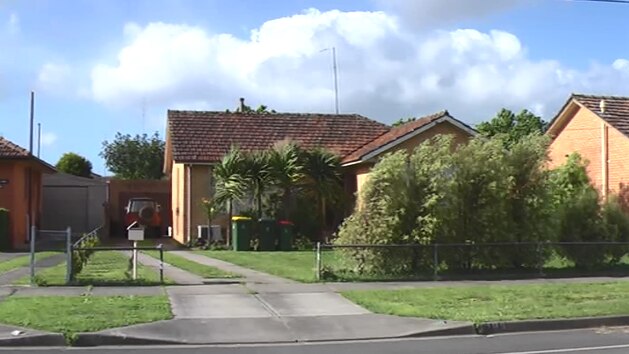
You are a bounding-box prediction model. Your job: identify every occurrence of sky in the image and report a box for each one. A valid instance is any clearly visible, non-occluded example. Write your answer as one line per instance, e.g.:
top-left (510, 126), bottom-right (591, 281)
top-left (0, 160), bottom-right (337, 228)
top-left (2, 0), bottom-right (629, 174)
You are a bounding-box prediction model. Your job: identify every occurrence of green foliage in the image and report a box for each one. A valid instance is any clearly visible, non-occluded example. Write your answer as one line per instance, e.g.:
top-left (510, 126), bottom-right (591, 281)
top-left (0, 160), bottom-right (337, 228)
top-left (602, 196), bottom-right (629, 263)
top-left (391, 117), bottom-right (417, 127)
top-left (55, 152), bottom-right (93, 178)
top-left (100, 132), bottom-right (165, 180)
top-left (71, 233), bottom-right (100, 280)
top-left (476, 108), bottom-right (548, 147)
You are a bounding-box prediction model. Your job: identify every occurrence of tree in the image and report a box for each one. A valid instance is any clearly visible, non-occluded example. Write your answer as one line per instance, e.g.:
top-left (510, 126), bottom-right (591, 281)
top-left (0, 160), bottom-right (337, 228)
top-left (242, 150), bottom-right (272, 219)
top-left (56, 152), bottom-right (93, 178)
top-left (301, 148), bottom-right (343, 240)
top-left (268, 141), bottom-right (304, 220)
top-left (476, 109), bottom-right (548, 146)
top-left (100, 132), bottom-right (165, 180)
top-left (392, 117), bottom-right (416, 127)
top-left (213, 147), bottom-right (248, 246)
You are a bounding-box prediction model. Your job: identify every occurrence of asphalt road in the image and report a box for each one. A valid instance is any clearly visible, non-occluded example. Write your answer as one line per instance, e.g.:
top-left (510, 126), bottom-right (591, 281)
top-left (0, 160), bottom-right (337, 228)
top-left (3, 328), bottom-right (629, 354)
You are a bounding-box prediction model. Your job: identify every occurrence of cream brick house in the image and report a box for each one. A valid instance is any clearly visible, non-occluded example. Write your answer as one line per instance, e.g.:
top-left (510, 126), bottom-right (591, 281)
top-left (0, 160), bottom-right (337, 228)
top-left (164, 108), bottom-right (475, 245)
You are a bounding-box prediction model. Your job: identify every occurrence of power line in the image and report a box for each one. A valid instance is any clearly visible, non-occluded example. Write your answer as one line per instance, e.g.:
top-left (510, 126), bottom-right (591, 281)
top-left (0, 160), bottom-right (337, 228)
top-left (567, 0), bottom-right (629, 4)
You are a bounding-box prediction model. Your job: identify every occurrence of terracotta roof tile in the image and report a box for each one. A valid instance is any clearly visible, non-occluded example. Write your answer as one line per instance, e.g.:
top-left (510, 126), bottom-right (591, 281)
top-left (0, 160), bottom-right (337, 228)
top-left (341, 111), bottom-right (450, 164)
top-left (167, 111), bottom-right (390, 162)
top-left (0, 137), bottom-right (30, 158)
top-left (572, 94), bottom-right (629, 137)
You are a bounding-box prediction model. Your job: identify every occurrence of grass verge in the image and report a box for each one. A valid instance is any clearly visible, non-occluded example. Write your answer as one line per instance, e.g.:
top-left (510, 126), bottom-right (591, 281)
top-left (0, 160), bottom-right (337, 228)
top-left (15, 251), bottom-right (171, 286)
top-left (342, 281), bottom-right (629, 323)
top-left (0, 295), bottom-right (171, 339)
top-left (143, 250), bottom-right (238, 279)
top-left (0, 252), bottom-right (58, 274)
top-left (196, 250), bottom-right (316, 282)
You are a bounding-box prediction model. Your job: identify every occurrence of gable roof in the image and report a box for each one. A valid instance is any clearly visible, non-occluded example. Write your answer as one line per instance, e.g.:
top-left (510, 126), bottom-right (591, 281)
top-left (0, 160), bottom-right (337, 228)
top-left (341, 111), bottom-right (476, 165)
top-left (0, 137), bottom-right (30, 158)
top-left (0, 136), bottom-right (56, 172)
top-left (548, 93), bottom-right (629, 138)
top-left (167, 111), bottom-right (390, 163)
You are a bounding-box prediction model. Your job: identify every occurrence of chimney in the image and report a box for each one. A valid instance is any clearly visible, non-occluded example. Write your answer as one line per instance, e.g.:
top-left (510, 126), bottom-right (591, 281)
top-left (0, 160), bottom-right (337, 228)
top-left (239, 97), bottom-right (245, 112)
top-left (600, 99), bottom-right (606, 114)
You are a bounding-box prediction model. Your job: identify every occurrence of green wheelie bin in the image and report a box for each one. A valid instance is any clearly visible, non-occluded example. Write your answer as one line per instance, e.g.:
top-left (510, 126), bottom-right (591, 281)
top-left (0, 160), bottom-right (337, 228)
top-left (232, 216), bottom-right (253, 251)
top-left (258, 218), bottom-right (277, 251)
top-left (278, 220), bottom-right (294, 251)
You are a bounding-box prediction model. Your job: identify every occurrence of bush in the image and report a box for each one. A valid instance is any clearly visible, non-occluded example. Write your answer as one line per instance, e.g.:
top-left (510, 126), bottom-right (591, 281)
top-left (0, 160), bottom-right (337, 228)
top-left (71, 233), bottom-right (100, 280)
top-left (602, 196), bottom-right (629, 263)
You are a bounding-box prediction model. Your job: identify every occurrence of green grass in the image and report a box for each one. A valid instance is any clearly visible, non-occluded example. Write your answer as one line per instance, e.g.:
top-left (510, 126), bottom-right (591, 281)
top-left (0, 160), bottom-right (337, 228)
top-left (0, 295), bottom-right (171, 336)
top-left (343, 281), bottom-right (629, 323)
top-left (15, 251), bottom-right (171, 286)
top-left (0, 252), bottom-right (58, 274)
top-left (143, 250), bottom-right (238, 279)
top-left (196, 250), bottom-right (317, 282)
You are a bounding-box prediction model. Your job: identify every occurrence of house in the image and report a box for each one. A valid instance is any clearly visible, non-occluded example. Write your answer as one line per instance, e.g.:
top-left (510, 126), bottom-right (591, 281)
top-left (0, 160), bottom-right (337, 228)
top-left (0, 137), bottom-right (55, 248)
top-left (547, 94), bottom-right (629, 198)
top-left (164, 108), bottom-right (475, 245)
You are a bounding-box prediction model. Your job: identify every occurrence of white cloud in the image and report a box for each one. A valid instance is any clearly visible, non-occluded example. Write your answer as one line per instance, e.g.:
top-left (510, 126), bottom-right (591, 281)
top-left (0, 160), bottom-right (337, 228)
top-left (37, 63), bottom-right (72, 94)
top-left (41, 132), bottom-right (57, 146)
top-left (6, 13), bottom-right (19, 34)
top-left (89, 8), bottom-right (629, 124)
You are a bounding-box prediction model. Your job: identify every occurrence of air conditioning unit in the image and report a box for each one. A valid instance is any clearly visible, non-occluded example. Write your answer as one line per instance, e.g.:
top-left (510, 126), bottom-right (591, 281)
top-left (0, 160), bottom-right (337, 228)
top-left (197, 225), bottom-right (223, 242)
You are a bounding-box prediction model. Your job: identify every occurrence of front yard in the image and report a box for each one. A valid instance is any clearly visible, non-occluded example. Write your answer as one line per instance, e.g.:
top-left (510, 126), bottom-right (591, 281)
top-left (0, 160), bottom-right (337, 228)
top-left (342, 281), bottom-right (629, 323)
top-left (0, 252), bottom-right (58, 274)
top-left (143, 250), bottom-right (237, 279)
top-left (16, 251), bottom-right (169, 286)
top-left (0, 295), bottom-right (171, 337)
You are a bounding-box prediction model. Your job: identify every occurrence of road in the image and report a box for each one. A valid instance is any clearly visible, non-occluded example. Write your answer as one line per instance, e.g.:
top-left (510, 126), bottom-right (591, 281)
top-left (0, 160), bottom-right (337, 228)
top-left (2, 328), bottom-right (629, 354)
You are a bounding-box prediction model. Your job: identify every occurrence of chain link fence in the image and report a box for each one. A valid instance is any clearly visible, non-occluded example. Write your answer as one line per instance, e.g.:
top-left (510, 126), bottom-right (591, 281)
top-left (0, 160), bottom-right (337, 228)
top-left (315, 242), bottom-right (629, 282)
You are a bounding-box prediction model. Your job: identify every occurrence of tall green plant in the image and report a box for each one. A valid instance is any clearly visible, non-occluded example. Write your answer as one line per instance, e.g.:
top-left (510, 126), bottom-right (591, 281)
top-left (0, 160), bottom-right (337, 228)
top-left (242, 150), bottom-right (272, 219)
top-left (213, 147), bottom-right (248, 245)
top-left (268, 141), bottom-right (304, 219)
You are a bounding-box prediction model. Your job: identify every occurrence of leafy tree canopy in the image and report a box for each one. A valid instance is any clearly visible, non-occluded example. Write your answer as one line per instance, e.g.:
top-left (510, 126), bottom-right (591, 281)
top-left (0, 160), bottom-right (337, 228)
top-left (56, 152), bottom-right (93, 178)
top-left (476, 108), bottom-right (548, 146)
top-left (100, 132), bottom-right (165, 180)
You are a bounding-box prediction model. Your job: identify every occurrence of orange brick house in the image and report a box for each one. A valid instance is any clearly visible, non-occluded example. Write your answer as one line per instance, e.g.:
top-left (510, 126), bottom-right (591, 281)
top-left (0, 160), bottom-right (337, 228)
top-left (547, 94), bottom-right (629, 198)
top-left (0, 137), bottom-right (55, 248)
top-left (164, 108), bottom-right (476, 245)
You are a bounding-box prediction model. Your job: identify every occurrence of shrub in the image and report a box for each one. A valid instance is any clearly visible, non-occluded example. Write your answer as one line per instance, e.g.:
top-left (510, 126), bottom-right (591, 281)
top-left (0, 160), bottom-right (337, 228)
top-left (71, 233), bottom-right (100, 280)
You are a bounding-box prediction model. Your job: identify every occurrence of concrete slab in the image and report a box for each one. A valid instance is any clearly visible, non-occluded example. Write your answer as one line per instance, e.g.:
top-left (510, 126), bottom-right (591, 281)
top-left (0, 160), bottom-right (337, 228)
top-left (247, 283), bottom-right (333, 294)
top-left (0, 324), bottom-right (65, 346)
top-left (90, 286), bottom-right (164, 296)
top-left (169, 294), bottom-right (273, 319)
top-left (257, 292), bottom-right (370, 317)
top-left (90, 318), bottom-right (293, 345)
top-left (166, 284), bottom-right (248, 295)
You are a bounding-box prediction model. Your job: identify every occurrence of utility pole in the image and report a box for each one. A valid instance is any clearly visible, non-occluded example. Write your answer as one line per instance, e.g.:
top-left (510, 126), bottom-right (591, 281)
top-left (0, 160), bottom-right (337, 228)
top-left (321, 47), bottom-right (340, 114)
top-left (37, 123), bottom-right (41, 158)
top-left (27, 91), bottom-right (34, 242)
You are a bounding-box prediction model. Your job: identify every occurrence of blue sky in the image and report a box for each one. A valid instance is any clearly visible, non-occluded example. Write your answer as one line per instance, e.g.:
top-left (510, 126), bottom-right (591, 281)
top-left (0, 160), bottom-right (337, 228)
top-left (2, 0), bottom-right (629, 174)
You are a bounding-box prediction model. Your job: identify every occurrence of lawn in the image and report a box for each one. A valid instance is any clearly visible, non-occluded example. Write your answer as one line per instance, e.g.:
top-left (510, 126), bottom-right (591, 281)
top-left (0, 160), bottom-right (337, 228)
top-left (16, 251), bottom-right (170, 286)
top-left (342, 281), bottom-right (629, 323)
top-left (143, 250), bottom-right (237, 279)
top-left (196, 250), bottom-right (317, 282)
top-left (0, 295), bottom-right (171, 336)
top-left (0, 252), bottom-right (58, 274)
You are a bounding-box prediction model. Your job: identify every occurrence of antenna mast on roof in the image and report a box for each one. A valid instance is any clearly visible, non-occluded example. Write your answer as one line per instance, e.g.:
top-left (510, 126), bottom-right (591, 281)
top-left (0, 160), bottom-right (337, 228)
top-left (320, 47), bottom-right (340, 114)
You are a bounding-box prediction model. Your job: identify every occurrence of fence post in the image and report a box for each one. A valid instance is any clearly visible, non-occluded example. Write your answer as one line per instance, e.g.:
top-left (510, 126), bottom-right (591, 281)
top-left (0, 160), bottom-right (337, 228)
top-left (66, 227), bottom-right (72, 285)
top-left (158, 244), bottom-right (164, 284)
top-left (29, 225), bottom-right (36, 285)
top-left (537, 242), bottom-right (544, 277)
top-left (433, 244), bottom-right (439, 281)
top-left (315, 242), bottom-right (321, 281)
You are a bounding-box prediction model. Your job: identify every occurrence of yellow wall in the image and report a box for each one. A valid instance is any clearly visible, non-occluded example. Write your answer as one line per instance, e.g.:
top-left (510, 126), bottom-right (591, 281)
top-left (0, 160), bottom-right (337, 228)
top-left (190, 165), bottom-right (213, 239)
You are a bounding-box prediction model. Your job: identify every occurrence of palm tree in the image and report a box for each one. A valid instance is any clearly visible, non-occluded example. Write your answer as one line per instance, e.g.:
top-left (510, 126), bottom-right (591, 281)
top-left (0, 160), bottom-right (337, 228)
top-left (242, 150), bottom-right (272, 220)
top-left (213, 147), bottom-right (247, 246)
top-left (301, 148), bottom-right (343, 240)
top-left (268, 141), bottom-right (304, 220)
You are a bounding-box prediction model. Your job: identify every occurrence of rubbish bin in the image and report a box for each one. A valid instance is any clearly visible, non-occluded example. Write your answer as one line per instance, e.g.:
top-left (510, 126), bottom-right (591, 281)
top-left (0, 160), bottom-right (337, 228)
top-left (0, 209), bottom-right (10, 251)
top-left (258, 218), bottom-right (277, 251)
top-left (278, 220), bottom-right (294, 251)
top-left (232, 216), bottom-right (253, 251)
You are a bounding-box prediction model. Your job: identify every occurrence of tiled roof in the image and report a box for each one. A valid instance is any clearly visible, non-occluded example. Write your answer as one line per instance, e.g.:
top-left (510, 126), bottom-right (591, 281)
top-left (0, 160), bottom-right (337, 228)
top-left (0, 137), bottom-right (30, 158)
top-left (167, 111), bottom-right (390, 162)
top-left (572, 94), bottom-right (629, 137)
top-left (341, 111), bottom-right (452, 164)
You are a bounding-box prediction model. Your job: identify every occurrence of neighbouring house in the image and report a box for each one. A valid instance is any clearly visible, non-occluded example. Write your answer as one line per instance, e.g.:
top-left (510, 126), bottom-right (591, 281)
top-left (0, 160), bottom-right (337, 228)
top-left (0, 137), bottom-right (55, 249)
top-left (165, 106), bottom-right (476, 245)
top-left (547, 94), bottom-right (629, 198)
